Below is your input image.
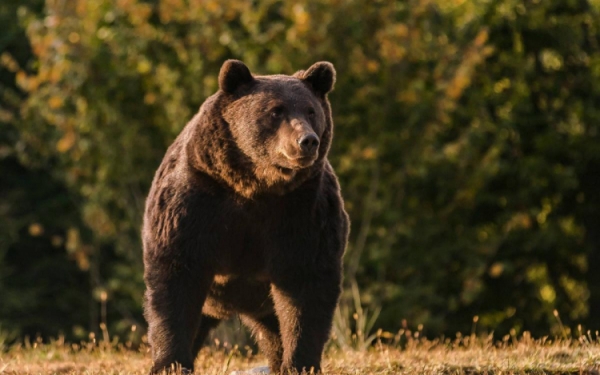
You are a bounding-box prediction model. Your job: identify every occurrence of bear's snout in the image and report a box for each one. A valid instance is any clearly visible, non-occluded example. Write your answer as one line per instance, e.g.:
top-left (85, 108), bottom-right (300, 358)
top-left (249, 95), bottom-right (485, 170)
top-left (297, 133), bottom-right (320, 155)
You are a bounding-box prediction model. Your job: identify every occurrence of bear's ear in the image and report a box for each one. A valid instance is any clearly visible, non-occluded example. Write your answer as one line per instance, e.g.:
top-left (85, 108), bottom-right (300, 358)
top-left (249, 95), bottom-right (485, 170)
top-left (296, 61), bottom-right (336, 96)
top-left (219, 60), bottom-right (254, 93)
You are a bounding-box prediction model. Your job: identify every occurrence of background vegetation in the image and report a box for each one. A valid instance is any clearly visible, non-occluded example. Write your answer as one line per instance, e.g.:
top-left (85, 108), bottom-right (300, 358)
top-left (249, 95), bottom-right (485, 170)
top-left (1, 0), bottom-right (600, 344)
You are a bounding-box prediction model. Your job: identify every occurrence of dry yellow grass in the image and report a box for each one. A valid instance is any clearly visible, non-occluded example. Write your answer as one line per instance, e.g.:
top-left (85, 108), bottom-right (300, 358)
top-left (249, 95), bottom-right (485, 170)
top-left (1, 333), bottom-right (599, 375)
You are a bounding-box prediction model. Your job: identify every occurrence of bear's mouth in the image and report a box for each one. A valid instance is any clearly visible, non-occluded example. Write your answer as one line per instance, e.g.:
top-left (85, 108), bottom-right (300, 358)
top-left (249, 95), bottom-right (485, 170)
top-left (274, 152), bottom-right (317, 175)
top-left (275, 165), bottom-right (295, 175)
top-left (294, 155), bottom-right (317, 165)
top-left (284, 155), bottom-right (318, 168)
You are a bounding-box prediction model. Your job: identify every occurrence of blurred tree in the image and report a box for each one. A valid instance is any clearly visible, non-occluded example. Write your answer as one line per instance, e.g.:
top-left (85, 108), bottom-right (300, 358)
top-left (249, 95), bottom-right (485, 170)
top-left (436, 0), bottom-right (600, 334)
top-left (346, 0), bottom-right (600, 335)
top-left (0, 0), bottom-right (90, 339)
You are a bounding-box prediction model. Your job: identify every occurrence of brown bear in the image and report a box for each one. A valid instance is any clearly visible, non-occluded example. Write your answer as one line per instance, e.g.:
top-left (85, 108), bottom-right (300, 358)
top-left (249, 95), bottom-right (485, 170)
top-left (142, 60), bottom-right (349, 374)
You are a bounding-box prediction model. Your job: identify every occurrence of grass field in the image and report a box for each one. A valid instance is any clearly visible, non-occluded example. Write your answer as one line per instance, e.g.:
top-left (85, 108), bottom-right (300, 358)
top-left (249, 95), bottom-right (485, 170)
top-left (1, 332), bottom-right (600, 375)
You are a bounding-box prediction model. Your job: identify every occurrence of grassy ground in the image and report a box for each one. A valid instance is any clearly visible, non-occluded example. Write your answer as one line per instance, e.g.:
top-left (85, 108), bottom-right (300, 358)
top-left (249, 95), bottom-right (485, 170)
top-left (1, 334), bottom-right (599, 375)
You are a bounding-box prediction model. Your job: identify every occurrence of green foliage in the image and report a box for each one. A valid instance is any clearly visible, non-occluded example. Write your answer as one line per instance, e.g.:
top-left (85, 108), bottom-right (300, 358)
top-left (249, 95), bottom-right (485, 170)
top-left (0, 0), bottom-right (91, 340)
top-left (1, 0), bottom-right (600, 341)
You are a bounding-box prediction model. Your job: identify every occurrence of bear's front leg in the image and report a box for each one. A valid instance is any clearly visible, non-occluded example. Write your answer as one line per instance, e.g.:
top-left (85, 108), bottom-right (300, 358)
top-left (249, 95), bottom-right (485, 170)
top-left (144, 267), bottom-right (213, 374)
top-left (270, 267), bottom-right (341, 374)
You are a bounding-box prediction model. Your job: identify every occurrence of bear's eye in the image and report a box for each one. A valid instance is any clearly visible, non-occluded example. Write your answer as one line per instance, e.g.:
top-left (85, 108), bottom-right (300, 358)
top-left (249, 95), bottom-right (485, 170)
top-left (271, 106), bottom-right (285, 119)
top-left (308, 108), bottom-right (316, 118)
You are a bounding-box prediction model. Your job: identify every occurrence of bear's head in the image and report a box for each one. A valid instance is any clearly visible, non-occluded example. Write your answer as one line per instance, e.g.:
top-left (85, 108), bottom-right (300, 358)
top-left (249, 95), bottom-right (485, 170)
top-left (189, 60), bottom-right (336, 198)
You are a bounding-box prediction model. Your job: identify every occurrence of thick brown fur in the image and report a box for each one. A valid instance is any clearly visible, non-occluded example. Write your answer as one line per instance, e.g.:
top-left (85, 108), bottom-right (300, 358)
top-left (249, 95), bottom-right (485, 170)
top-left (142, 60), bottom-right (349, 374)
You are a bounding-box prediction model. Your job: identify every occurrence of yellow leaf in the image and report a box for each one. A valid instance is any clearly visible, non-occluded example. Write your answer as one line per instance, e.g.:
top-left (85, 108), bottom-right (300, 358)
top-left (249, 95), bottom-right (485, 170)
top-left (16, 71), bottom-right (27, 90)
top-left (28, 223), bottom-right (44, 236)
top-left (137, 59), bottom-right (152, 74)
top-left (474, 29), bottom-right (489, 47)
top-left (488, 262), bottom-right (504, 278)
top-left (362, 147), bottom-right (377, 160)
top-left (366, 60), bottom-right (379, 73)
top-left (144, 92), bottom-right (157, 104)
top-left (57, 130), bottom-right (76, 153)
top-left (48, 95), bottom-right (63, 109)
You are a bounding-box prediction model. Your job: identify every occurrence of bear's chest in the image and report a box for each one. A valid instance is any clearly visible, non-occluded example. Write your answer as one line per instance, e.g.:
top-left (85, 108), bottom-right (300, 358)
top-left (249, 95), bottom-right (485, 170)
top-left (205, 200), bottom-right (281, 277)
top-left (183, 182), bottom-right (320, 278)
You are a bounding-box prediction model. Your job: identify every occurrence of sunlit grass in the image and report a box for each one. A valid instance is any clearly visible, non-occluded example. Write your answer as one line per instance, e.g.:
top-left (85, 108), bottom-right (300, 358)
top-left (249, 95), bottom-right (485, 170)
top-left (1, 330), bottom-right (599, 374)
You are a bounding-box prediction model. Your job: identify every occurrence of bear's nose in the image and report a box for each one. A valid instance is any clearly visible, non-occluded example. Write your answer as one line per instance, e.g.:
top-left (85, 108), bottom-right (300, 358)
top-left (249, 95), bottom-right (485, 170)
top-left (298, 133), bottom-right (320, 154)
